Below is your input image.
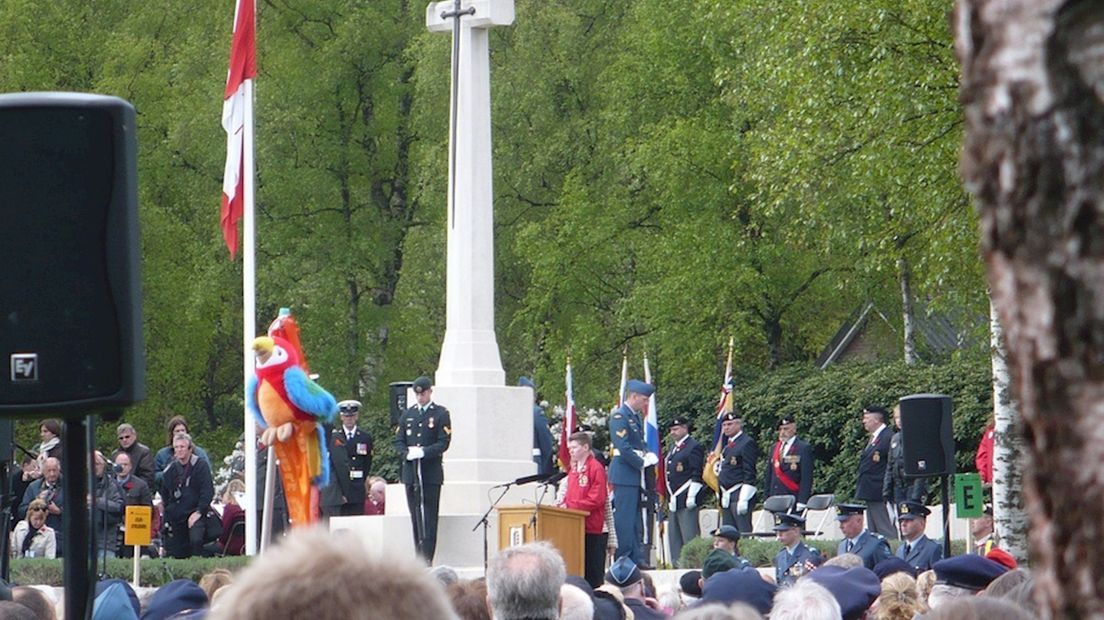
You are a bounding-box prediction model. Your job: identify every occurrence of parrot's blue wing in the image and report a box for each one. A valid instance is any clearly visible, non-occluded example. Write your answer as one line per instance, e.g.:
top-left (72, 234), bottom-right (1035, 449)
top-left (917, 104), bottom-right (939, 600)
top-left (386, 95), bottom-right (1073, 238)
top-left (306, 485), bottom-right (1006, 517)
top-left (246, 374), bottom-right (267, 429)
top-left (314, 428), bottom-right (331, 487)
top-left (284, 367), bottom-right (338, 422)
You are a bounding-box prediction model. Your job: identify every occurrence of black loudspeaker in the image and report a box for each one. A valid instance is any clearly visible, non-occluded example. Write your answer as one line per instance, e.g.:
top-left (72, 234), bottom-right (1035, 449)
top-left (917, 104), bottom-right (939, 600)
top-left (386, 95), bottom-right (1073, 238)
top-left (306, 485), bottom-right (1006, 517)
top-left (899, 394), bottom-right (955, 477)
top-left (0, 93), bottom-right (143, 415)
top-left (389, 381), bottom-right (413, 426)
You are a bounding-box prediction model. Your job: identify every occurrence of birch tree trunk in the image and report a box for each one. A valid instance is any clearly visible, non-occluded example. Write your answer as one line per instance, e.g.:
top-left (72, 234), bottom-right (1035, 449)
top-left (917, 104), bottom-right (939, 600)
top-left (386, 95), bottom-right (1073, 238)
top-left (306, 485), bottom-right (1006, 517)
top-left (989, 296), bottom-right (1028, 561)
top-left (899, 256), bottom-right (918, 365)
top-left (956, 0), bottom-right (1104, 615)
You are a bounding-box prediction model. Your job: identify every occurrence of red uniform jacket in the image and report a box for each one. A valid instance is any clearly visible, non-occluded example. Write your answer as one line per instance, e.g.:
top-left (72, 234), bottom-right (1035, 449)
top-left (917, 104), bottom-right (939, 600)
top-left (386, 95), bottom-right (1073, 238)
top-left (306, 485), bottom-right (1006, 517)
top-left (564, 456), bottom-right (607, 534)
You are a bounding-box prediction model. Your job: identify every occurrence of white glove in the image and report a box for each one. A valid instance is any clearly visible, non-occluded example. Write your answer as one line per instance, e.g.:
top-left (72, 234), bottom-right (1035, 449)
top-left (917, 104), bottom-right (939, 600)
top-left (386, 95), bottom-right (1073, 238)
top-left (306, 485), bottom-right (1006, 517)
top-left (796, 502), bottom-right (806, 512)
top-left (406, 446), bottom-right (425, 461)
top-left (721, 490), bottom-right (732, 509)
top-left (642, 452), bottom-right (659, 467)
top-left (736, 484), bottom-right (756, 515)
top-left (736, 499), bottom-right (749, 515)
top-left (687, 482), bottom-right (702, 510)
top-left (668, 497), bottom-right (677, 513)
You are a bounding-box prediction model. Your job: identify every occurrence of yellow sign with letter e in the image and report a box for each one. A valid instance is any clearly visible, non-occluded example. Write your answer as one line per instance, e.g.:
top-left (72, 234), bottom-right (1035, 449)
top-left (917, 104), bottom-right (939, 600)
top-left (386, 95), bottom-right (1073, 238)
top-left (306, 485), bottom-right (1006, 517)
top-left (124, 505), bottom-right (152, 547)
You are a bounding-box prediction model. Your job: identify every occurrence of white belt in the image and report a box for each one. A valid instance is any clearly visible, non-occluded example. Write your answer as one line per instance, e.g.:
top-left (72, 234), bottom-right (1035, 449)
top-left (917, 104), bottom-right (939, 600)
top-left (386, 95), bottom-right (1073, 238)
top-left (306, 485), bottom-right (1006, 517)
top-left (531, 448), bottom-right (542, 456)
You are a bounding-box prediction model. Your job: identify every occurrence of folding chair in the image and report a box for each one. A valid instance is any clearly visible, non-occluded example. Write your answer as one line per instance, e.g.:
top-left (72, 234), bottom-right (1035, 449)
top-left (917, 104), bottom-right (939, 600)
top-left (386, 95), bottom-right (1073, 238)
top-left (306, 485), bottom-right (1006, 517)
top-left (218, 518), bottom-right (246, 556)
top-left (752, 494), bottom-right (796, 534)
top-left (802, 493), bottom-right (836, 536)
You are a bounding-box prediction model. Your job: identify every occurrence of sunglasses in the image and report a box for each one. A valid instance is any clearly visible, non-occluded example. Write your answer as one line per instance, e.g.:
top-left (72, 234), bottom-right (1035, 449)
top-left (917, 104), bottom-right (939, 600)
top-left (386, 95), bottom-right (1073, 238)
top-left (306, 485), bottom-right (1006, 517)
top-left (29, 507), bottom-right (45, 513)
top-left (118, 435), bottom-right (132, 440)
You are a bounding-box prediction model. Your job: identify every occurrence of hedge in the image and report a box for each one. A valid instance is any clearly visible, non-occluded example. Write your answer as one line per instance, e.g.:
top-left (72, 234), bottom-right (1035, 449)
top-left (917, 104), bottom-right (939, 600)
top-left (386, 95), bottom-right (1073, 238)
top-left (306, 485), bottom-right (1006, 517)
top-left (10, 556), bottom-right (252, 588)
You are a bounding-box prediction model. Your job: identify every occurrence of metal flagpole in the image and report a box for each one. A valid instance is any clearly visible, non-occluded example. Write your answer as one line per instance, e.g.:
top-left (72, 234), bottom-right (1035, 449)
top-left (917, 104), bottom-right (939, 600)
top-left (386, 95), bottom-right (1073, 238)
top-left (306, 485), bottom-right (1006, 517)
top-left (242, 69), bottom-right (259, 558)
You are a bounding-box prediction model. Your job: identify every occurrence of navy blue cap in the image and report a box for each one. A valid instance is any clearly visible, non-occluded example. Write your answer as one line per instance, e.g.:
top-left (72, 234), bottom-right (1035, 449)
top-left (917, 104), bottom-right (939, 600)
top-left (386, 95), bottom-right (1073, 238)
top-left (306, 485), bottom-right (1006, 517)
top-left (806, 565), bottom-right (881, 620)
top-left (712, 525), bottom-right (741, 542)
top-left (836, 503), bottom-right (866, 521)
top-left (873, 556), bottom-right (917, 580)
top-left (700, 567), bottom-right (777, 615)
top-left (777, 415), bottom-right (796, 428)
top-left (719, 410), bottom-right (741, 422)
top-left (897, 500), bottom-right (930, 520)
top-left (667, 417), bottom-right (692, 430)
top-left (141, 579), bottom-right (209, 620)
top-left (862, 405), bottom-right (887, 417)
top-left (773, 512), bottom-right (805, 531)
top-left (933, 555), bottom-right (1008, 591)
top-left (624, 379), bottom-right (655, 397)
top-left (412, 376), bottom-right (432, 393)
top-left (518, 376), bottom-right (535, 389)
top-left (679, 570), bottom-right (702, 597)
top-left (604, 556), bottom-right (642, 587)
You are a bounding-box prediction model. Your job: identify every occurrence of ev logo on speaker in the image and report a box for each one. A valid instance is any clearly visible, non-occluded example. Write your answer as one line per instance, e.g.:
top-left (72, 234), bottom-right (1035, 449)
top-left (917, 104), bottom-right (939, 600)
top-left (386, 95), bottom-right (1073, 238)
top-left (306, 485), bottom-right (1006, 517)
top-left (10, 354), bottom-right (38, 382)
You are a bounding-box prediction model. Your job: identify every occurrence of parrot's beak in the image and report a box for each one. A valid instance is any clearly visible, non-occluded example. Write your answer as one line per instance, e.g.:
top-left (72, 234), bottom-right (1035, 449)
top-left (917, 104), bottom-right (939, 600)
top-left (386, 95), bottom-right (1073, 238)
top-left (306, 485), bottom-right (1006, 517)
top-left (252, 336), bottom-right (275, 364)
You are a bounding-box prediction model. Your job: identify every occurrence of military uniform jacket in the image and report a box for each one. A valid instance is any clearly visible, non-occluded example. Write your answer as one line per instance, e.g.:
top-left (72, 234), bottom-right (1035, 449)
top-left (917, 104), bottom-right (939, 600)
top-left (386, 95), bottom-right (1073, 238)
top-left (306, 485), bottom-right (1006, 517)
top-left (533, 405), bottom-right (555, 476)
top-left (334, 426), bottom-right (373, 505)
top-left (608, 404), bottom-right (648, 487)
top-left (883, 431), bottom-right (927, 503)
top-left (837, 530), bottom-right (892, 570)
top-left (665, 436), bottom-right (705, 510)
top-left (763, 437), bottom-right (814, 504)
top-left (717, 432), bottom-right (758, 491)
top-left (775, 541), bottom-right (821, 586)
top-left (393, 402), bottom-right (452, 486)
top-left (321, 425), bottom-right (351, 508)
top-left (856, 426), bottom-right (892, 501)
top-left (897, 534), bottom-right (943, 572)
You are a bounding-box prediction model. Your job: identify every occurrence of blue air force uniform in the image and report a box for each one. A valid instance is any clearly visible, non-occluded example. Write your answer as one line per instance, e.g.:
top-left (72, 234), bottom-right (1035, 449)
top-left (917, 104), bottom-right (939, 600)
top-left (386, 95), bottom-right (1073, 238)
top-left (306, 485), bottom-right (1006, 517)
top-left (519, 377), bottom-right (555, 476)
top-left (775, 542), bottom-right (822, 586)
top-left (393, 376), bottom-right (452, 562)
top-left (896, 500), bottom-right (942, 571)
top-left (836, 503), bottom-right (891, 570)
top-left (608, 380), bottom-right (654, 566)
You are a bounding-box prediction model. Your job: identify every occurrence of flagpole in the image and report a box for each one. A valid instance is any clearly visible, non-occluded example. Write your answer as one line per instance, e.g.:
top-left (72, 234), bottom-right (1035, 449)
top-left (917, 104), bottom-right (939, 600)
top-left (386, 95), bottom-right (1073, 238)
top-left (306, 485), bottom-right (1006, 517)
top-left (242, 76), bottom-right (258, 557)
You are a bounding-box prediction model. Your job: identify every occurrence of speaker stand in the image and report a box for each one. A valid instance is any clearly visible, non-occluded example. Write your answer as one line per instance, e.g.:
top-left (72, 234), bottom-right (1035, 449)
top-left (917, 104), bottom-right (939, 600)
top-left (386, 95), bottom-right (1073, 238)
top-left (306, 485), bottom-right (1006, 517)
top-left (62, 415), bottom-right (96, 620)
top-left (941, 474), bottom-right (951, 558)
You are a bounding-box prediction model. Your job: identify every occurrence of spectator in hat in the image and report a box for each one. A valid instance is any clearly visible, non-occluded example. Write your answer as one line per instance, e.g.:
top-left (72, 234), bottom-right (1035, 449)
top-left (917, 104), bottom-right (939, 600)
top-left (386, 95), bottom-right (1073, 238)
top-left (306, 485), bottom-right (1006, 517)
top-left (872, 571), bottom-right (925, 620)
top-left (698, 566), bottom-right (777, 616)
top-left (835, 503), bottom-right (891, 570)
top-left (763, 415), bottom-right (814, 512)
top-left (711, 526), bottom-right (752, 567)
top-left (896, 501), bottom-right (942, 572)
top-left (608, 379), bottom-right (657, 566)
top-left (393, 375), bottom-right (451, 562)
top-left (487, 542), bottom-right (565, 620)
top-left (806, 565), bottom-right (881, 620)
top-left (560, 431), bottom-right (610, 588)
top-left (984, 548), bottom-right (1017, 571)
top-left (330, 399), bottom-right (372, 516)
top-left (519, 377), bottom-right (555, 477)
top-left (664, 416), bottom-right (704, 566)
top-left (969, 505), bottom-right (996, 555)
top-left (604, 556), bottom-right (665, 620)
top-left (702, 548), bottom-right (746, 583)
top-left (142, 579), bottom-right (209, 620)
top-left (680, 570), bottom-right (703, 600)
top-left (716, 410), bottom-right (759, 535)
top-left (210, 527), bottom-right (460, 620)
top-left (927, 555), bottom-right (1009, 609)
top-left (856, 406), bottom-right (896, 539)
top-left (873, 557), bottom-right (917, 580)
top-left (883, 405), bottom-right (927, 512)
top-left (770, 578), bottom-right (841, 620)
top-left (773, 512), bottom-right (823, 586)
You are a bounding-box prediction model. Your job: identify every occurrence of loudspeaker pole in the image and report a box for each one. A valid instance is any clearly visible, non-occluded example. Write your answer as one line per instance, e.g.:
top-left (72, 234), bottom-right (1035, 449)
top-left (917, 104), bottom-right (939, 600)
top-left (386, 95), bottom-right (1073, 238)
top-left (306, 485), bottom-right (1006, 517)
top-left (942, 474), bottom-right (952, 558)
top-left (62, 416), bottom-right (95, 620)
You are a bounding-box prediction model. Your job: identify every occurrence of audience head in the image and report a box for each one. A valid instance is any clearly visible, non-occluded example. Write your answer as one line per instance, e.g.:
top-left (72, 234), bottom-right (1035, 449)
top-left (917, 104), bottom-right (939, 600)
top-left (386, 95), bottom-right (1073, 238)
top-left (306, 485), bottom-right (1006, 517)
top-left (983, 568), bottom-right (1029, 598)
top-left (486, 542), bottom-right (565, 620)
top-left (872, 571), bottom-right (924, 619)
top-left (165, 416), bottom-right (191, 446)
top-left (41, 458), bottom-right (60, 483)
top-left (429, 565), bottom-right (460, 587)
top-left (915, 570), bottom-right (936, 602)
top-left (142, 579), bottom-right (209, 620)
top-left (770, 578), bottom-right (841, 620)
top-left (116, 423), bottom-right (139, 449)
top-left (699, 567), bottom-right (777, 616)
top-left (806, 565), bottom-right (881, 620)
top-left (919, 596), bottom-right (1034, 619)
top-left (605, 556), bottom-right (646, 599)
top-left (26, 499), bottom-right (47, 527)
top-left (823, 553), bottom-right (864, 569)
top-left (39, 420), bottom-right (61, 443)
top-left (559, 583), bottom-right (595, 620)
top-left (114, 452), bottom-right (132, 479)
top-left (0, 601), bottom-right (36, 620)
top-left (446, 580), bottom-right (490, 620)
top-left (198, 569), bottom-right (234, 601)
top-left (928, 555), bottom-right (1008, 608)
top-left (209, 527), bottom-right (459, 620)
top-left (873, 557), bottom-right (917, 580)
top-left (701, 548), bottom-right (742, 581)
top-left (222, 480), bottom-right (245, 506)
top-left (12, 586), bottom-right (56, 620)
top-left (670, 602), bottom-right (765, 619)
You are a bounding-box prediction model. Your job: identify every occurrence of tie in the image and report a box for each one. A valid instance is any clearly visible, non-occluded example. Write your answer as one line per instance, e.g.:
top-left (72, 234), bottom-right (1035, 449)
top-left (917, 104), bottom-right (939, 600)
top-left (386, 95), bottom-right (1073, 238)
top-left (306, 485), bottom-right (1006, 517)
top-left (845, 540), bottom-right (853, 553)
top-left (905, 544), bottom-right (912, 556)
top-left (347, 430), bottom-right (354, 441)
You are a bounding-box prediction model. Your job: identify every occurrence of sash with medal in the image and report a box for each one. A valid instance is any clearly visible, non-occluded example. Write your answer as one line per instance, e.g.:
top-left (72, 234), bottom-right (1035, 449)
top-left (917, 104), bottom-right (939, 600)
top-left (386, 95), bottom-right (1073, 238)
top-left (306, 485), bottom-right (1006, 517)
top-left (771, 441), bottom-right (800, 493)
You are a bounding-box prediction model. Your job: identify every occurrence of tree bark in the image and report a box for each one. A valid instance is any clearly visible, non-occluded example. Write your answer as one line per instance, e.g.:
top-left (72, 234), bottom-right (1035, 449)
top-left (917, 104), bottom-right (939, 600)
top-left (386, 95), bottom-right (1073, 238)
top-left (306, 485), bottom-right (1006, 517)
top-left (989, 295), bottom-right (1028, 561)
top-left (957, 0), bottom-right (1104, 615)
top-left (898, 256), bottom-right (918, 365)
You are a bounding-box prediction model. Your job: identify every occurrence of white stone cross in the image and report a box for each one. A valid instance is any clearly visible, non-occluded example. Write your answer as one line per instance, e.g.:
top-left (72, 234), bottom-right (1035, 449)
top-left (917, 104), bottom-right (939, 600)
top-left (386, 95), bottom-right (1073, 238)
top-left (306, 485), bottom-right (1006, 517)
top-left (427, 0), bottom-right (515, 387)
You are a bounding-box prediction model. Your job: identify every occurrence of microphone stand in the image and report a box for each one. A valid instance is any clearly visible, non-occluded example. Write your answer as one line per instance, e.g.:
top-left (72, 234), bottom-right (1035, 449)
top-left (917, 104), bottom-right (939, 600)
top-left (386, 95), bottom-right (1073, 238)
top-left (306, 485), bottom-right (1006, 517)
top-left (474, 482), bottom-right (516, 572)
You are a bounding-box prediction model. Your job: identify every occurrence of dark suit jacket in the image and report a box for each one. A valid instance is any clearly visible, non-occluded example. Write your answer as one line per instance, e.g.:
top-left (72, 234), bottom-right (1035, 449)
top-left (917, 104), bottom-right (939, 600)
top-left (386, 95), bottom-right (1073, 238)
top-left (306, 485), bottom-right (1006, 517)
top-left (883, 431), bottom-right (927, 503)
top-left (897, 534), bottom-right (943, 571)
top-left (717, 432), bottom-right (758, 490)
top-left (665, 436), bottom-right (705, 509)
top-left (118, 475), bottom-right (153, 508)
top-left (763, 437), bottom-right (814, 504)
top-left (856, 427), bottom-right (892, 501)
top-left (394, 403), bottom-right (451, 485)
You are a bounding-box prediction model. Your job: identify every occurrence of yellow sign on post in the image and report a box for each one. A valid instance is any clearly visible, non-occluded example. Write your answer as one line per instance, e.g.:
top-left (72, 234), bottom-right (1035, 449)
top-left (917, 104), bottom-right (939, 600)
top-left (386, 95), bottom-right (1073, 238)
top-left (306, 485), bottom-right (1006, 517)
top-left (124, 505), bottom-right (152, 547)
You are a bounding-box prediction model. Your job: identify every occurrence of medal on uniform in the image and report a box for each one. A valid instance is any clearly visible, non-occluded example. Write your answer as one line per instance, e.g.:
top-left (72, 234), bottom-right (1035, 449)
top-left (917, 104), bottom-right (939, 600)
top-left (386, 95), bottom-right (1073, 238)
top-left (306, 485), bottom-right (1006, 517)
top-left (579, 474), bottom-right (588, 486)
top-left (406, 429), bottom-right (412, 435)
top-left (791, 463), bottom-right (797, 471)
top-left (872, 451), bottom-right (880, 463)
top-left (428, 417), bottom-right (435, 429)
top-left (676, 462), bottom-right (684, 472)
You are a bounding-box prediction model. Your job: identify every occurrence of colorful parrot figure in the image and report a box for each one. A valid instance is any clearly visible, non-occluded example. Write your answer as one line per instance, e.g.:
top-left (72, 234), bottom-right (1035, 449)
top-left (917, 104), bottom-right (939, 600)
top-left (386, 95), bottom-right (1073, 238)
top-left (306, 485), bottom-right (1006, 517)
top-left (246, 335), bottom-right (337, 527)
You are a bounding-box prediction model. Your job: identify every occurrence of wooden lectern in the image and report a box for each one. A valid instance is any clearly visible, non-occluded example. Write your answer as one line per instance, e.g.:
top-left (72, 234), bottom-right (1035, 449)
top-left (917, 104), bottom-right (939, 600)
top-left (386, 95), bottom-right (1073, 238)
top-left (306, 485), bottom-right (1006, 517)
top-left (497, 505), bottom-right (586, 576)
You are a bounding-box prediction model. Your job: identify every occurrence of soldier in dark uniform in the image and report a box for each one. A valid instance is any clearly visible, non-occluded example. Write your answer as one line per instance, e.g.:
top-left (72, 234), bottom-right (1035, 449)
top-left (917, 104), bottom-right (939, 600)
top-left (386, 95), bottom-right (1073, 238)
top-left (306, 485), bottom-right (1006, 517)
top-left (856, 406), bottom-right (896, 539)
top-left (716, 410), bottom-right (759, 534)
top-left (773, 513), bottom-right (823, 586)
top-left (608, 379), bottom-right (656, 566)
top-left (393, 376), bottom-right (451, 562)
top-left (836, 503), bottom-right (892, 570)
top-left (664, 416), bottom-right (704, 566)
top-left (763, 415), bottom-right (814, 511)
top-left (884, 404), bottom-right (927, 509)
top-left (519, 376), bottom-right (555, 476)
top-left (896, 500), bottom-right (942, 572)
top-left (333, 399), bottom-right (373, 516)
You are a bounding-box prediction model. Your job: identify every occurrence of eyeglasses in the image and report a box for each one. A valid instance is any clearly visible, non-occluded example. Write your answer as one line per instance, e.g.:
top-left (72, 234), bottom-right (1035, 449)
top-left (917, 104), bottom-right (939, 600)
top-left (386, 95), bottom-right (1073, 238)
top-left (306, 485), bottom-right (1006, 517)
top-left (29, 507), bottom-right (45, 513)
top-left (118, 435), bottom-right (132, 440)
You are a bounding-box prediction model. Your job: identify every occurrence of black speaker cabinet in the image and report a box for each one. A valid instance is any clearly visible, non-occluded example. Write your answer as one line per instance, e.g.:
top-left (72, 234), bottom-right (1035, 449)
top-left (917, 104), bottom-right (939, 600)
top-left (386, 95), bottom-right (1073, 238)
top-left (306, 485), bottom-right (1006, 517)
top-left (0, 93), bottom-right (143, 415)
top-left (389, 381), bottom-right (413, 426)
top-left (899, 394), bottom-right (954, 477)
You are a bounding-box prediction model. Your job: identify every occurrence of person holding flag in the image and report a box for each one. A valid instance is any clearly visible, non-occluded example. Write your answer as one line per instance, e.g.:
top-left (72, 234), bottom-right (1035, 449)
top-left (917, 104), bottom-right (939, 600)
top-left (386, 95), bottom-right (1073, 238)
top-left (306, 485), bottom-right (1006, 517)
top-left (664, 416), bottom-right (704, 566)
top-left (716, 410), bottom-right (759, 534)
top-left (762, 415), bottom-right (814, 512)
top-left (608, 379), bottom-right (657, 567)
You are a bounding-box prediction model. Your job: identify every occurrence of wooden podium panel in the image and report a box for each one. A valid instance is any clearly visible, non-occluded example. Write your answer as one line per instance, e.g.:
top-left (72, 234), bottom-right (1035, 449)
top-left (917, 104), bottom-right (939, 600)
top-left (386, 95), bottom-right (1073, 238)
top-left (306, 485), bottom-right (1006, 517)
top-left (497, 505), bottom-right (586, 576)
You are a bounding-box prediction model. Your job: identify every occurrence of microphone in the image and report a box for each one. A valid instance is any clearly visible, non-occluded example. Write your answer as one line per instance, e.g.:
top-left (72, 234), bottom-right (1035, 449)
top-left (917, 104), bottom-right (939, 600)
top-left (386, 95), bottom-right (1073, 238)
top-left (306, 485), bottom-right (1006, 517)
top-left (491, 473), bottom-right (549, 489)
top-left (541, 471), bottom-right (567, 486)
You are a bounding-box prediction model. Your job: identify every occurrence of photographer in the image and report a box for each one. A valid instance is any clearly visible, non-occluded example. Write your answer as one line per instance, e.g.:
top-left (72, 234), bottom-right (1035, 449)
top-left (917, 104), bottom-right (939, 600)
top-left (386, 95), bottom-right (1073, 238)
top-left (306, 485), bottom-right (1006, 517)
top-left (160, 433), bottom-right (214, 559)
top-left (91, 451), bottom-right (123, 559)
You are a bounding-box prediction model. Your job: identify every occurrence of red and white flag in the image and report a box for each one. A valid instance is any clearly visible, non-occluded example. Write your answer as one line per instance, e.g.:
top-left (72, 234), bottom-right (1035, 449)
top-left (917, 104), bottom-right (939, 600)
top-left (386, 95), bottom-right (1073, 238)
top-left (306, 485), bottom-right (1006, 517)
top-left (557, 359), bottom-right (576, 469)
top-left (220, 0), bottom-right (256, 259)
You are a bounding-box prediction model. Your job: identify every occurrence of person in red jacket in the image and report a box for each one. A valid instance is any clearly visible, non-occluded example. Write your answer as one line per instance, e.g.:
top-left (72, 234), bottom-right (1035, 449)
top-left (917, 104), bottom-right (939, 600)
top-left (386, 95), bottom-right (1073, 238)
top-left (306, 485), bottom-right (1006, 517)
top-left (975, 415), bottom-right (995, 486)
top-left (560, 431), bottom-right (608, 588)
